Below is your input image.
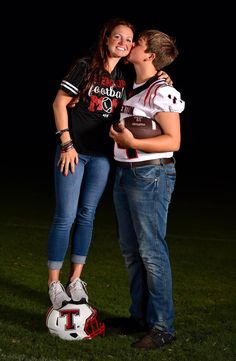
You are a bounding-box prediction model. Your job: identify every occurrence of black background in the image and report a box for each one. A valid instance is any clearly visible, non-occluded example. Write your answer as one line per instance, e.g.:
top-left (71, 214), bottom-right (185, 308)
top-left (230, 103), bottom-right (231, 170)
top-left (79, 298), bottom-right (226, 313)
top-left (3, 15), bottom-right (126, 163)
top-left (3, 3), bottom-right (234, 194)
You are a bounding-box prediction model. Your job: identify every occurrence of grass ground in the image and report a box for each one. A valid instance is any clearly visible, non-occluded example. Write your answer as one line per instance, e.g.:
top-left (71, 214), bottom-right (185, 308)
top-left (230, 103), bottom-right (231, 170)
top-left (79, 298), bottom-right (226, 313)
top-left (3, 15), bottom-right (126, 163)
top-left (0, 169), bottom-right (235, 360)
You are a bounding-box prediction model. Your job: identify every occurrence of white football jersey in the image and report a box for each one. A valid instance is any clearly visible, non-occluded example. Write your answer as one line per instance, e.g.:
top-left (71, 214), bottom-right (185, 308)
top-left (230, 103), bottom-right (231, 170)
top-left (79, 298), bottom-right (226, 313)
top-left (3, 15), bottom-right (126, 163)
top-left (114, 78), bottom-right (185, 162)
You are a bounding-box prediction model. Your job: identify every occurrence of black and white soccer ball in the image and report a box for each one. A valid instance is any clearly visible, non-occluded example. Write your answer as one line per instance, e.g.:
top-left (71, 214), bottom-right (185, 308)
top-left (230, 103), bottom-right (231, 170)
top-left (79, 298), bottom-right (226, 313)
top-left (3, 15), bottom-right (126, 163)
top-left (46, 303), bottom-right (105, 341)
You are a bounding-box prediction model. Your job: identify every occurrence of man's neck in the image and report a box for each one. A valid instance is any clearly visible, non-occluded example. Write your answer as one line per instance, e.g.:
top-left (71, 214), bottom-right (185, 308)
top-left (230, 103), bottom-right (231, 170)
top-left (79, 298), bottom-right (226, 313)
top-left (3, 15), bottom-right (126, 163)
top-left (134, 64), bottom-right (157, 84)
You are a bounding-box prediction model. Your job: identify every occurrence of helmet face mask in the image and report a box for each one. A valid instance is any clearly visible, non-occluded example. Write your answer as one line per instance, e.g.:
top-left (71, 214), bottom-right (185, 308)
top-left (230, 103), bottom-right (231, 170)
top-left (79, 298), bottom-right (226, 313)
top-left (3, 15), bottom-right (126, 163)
top-left (46, 303), bottom-right (105, 341)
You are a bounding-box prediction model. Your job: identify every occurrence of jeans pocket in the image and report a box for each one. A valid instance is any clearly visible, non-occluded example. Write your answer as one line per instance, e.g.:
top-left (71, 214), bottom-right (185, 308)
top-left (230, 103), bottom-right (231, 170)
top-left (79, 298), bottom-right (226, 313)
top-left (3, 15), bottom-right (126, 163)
top-left (133, 165), bottom-right (160, 182)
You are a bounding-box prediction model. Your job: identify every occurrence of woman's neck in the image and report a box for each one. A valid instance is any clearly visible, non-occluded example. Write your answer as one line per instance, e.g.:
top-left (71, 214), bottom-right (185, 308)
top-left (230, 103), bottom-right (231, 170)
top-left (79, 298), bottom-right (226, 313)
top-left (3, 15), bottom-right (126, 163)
top-left (105, 57), bottom-right (120, 73)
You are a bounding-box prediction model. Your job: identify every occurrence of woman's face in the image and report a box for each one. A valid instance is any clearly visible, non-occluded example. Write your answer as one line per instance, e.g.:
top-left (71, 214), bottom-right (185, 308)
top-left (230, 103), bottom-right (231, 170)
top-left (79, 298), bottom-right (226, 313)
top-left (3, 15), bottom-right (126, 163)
top-left (107, 25), bottom-right (134, 58)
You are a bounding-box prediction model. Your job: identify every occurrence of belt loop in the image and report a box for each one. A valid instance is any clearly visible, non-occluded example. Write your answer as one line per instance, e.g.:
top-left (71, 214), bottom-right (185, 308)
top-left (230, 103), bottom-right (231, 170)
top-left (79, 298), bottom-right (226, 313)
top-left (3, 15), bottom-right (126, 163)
top-left (172, 156), bottom-right (176, 165)
top-left (160, 158), bottom-right (165, 166)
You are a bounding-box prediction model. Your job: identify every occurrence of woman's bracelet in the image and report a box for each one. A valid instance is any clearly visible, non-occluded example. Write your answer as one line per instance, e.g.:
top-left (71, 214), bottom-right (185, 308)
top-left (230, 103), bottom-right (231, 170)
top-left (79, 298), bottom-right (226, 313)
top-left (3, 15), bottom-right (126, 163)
top-left (60, 139), bottom-right (74, 153)
top-left (60, 140), bottom-right (73, 147)
top-left (55, 128), bottom-right (70, 136)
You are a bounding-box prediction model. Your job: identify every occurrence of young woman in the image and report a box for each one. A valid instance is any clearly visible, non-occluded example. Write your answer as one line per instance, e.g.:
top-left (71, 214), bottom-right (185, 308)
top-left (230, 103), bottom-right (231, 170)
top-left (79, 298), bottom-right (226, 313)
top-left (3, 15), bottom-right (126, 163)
top-left (48, 18), bottom-right (135, 310)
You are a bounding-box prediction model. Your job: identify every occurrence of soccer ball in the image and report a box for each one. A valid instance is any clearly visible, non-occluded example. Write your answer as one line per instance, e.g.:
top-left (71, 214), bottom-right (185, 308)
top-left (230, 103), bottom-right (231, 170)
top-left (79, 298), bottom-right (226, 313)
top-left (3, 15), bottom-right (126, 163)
top-left (46, 302), bottom-right (105, 341)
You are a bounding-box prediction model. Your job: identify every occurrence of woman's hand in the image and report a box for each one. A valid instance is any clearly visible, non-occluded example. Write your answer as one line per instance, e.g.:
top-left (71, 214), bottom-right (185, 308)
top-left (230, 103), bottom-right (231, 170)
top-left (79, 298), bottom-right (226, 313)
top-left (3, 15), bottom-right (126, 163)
top-left (157, 70), bottom-right (173, 86)
top-left (57, 148), bottom-right (79, 176)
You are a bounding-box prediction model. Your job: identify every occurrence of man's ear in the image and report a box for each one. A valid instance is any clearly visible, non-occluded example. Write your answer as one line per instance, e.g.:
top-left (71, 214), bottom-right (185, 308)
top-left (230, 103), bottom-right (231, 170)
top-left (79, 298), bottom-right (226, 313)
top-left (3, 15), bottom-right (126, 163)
top-left (149, 53), bottom-right (156, 61)
top-left (144, 53), bottom-right (156, 62)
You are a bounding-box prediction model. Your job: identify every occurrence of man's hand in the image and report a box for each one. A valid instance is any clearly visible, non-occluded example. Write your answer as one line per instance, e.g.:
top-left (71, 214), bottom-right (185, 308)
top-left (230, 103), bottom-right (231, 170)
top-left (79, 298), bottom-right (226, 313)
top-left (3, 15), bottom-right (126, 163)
top-left (109, 124), bottom-right (135, 149)
top-left (67, 97), bottom-right (80, 108)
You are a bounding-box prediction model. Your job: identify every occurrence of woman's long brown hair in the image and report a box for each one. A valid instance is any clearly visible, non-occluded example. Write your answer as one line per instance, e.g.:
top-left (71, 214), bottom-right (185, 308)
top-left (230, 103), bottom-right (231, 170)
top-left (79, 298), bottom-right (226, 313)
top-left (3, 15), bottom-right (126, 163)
top-left (80, 18), bottom-right (135, 99)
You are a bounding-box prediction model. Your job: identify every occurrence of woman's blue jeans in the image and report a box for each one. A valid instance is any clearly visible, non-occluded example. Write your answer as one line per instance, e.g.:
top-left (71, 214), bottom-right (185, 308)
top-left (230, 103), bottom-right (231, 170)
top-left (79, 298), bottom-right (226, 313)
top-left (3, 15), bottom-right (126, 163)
top-left (113, 161), bottom-right (176, 335)
top-left (48, 148), bottom-right (110, 270)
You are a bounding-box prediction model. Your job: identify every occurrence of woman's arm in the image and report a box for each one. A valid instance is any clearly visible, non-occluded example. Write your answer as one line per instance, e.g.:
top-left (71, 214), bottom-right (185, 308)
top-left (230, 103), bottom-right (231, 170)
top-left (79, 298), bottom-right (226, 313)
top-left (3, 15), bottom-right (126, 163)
top-left (52, 89), bottom-right (79, 175)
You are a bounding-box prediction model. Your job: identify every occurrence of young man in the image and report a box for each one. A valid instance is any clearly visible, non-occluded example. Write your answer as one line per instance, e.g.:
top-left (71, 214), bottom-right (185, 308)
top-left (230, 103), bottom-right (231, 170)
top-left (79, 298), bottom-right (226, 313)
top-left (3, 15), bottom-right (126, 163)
top-left (109, 29), bottom-right (185, 349)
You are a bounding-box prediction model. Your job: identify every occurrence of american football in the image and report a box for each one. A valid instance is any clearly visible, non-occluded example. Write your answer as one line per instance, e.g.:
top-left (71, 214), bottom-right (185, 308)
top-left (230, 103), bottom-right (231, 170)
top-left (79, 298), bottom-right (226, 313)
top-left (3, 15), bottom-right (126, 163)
top-left (113, 115), bottom-right (163, 139)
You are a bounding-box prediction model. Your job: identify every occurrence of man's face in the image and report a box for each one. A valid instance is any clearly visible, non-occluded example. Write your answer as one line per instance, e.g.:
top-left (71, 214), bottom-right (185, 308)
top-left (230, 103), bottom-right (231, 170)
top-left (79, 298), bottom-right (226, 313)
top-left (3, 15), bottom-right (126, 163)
top-left (127, 37), bottom-right (148, 64)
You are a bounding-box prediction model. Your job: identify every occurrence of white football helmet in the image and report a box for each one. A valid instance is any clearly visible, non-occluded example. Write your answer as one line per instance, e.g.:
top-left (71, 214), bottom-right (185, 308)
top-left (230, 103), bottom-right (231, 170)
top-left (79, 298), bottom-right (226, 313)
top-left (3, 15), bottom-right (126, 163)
top-left (46, 303), bottom-right (105, 341)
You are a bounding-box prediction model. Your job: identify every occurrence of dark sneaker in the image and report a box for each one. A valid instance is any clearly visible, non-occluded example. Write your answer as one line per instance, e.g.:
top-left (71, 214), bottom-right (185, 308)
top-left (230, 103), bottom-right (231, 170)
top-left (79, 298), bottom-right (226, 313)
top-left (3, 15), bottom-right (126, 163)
top-left (131, 329), bottom-right (176, 349)
top-left (104, 317), bottom-right (148, 335)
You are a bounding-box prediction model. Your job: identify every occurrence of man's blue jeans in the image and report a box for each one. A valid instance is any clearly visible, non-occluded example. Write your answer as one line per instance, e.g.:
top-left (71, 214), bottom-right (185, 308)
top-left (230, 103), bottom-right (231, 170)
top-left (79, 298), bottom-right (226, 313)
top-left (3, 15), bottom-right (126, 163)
top-left (113, 161), bottom-right (176, 335)
top-left (48, 148), bottom-right (110, 270)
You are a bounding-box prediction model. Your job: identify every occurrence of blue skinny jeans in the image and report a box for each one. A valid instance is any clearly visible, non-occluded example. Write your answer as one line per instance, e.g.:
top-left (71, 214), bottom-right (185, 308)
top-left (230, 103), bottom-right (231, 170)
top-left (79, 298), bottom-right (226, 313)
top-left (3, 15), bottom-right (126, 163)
top-left (48, 148), bottom-right (110, 270)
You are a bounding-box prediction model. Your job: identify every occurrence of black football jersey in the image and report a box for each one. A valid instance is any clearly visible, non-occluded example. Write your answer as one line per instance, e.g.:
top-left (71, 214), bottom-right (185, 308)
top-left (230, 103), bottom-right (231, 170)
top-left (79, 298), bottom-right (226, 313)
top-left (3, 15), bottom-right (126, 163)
top-left (60, 58), bottom-right (126, 157)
